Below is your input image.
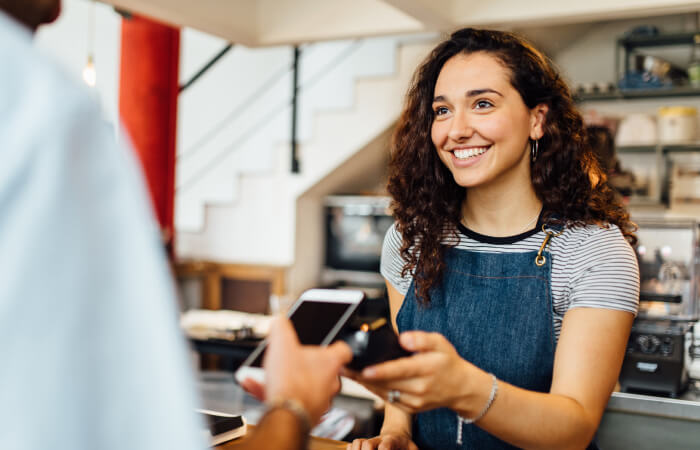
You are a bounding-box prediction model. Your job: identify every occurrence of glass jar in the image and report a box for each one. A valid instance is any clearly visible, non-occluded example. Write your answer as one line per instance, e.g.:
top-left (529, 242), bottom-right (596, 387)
top-left (688, 33), bottom-right (700, 87)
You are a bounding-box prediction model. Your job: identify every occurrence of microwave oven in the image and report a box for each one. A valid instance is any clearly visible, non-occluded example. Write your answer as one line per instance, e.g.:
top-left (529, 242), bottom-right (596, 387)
top-left (323, 195), bottom-right (393, 285)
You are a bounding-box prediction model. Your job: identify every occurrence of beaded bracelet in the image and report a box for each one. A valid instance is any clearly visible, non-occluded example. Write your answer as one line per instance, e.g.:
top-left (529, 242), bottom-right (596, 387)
top-left (462, 373), bottom-right (498, 424)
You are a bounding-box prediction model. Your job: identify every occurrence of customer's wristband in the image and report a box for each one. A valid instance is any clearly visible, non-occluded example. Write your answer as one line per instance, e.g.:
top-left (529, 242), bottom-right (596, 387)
top-left (266, 397), bottom-right (313, 435)
top-left (461, 373), bottom-right (498, 424)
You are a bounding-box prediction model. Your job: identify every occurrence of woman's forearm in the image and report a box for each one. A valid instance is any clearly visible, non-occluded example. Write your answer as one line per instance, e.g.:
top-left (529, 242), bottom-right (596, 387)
top-left (453, 369), bottom-right (597, 450)
top-left (380, 403), bottom-right (413, 437)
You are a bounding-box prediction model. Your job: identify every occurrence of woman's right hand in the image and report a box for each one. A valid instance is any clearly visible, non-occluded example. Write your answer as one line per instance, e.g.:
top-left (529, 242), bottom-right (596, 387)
top-left (347, 432), bottom-right (418, 450)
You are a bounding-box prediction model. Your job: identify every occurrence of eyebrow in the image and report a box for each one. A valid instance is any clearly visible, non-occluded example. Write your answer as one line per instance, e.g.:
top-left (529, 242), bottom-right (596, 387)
top-left (433, 88), bottom-right (503, 103)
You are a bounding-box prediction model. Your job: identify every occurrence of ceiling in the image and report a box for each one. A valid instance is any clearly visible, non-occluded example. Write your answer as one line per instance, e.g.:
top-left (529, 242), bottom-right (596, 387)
top-left (100, 0), bottom-right (700, 46)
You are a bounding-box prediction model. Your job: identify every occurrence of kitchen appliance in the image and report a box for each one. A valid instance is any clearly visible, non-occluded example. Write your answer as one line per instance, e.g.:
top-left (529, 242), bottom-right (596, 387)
top-left (322, 195), bottom-right (394, 319)
top-left (634, 219), bottom-right (699, 320)
top-left (619, 219), bottom-right (699, 396)
top-left (620, 319), bottom-right (693, 397)
top-left (323, 195), bottom-right (393, 282)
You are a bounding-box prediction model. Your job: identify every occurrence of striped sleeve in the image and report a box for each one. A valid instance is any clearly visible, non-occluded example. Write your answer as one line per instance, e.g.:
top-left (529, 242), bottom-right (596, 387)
top-left (380, 222), bottom-right (413, 295)
top-left (567, 225), bottom-right (640, 315)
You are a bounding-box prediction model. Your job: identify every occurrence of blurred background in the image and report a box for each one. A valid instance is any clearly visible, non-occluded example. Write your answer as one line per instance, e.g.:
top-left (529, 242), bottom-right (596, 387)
top-left (31, 1), bottom-right (700, 447)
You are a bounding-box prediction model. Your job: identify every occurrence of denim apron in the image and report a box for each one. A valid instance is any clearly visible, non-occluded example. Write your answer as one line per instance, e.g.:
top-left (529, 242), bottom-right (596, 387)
top-left (396, 228), bottom-right (598, 449)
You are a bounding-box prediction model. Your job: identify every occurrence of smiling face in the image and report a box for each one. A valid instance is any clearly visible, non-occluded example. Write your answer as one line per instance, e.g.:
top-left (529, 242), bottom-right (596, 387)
top-left (431, 51), bottom-right (546, 193)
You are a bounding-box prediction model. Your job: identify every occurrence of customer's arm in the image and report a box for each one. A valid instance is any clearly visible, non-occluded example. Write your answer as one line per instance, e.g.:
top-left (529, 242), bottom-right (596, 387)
top-left (237, 317), bottom-right (353, 450)
top-left (235, 407), bottom-right (310, 450)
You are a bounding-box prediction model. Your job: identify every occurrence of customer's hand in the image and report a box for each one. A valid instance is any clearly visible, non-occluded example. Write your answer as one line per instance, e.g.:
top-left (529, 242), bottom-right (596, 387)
top-left (263, 316), bottom-right (353, 424)
top-left (348, 430), bottom-right (418, 450)
top-left (345, 330), bottom-right (475, 414)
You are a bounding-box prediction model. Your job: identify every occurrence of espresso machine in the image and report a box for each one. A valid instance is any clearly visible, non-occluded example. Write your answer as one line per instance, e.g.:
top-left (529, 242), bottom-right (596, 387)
top-left (619, 219), bottom-right (699, 397)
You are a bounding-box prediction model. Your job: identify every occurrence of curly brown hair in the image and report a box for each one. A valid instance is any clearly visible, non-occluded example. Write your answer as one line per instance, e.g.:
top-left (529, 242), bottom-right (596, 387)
top-left (388, 28), bottom-right (636, 304)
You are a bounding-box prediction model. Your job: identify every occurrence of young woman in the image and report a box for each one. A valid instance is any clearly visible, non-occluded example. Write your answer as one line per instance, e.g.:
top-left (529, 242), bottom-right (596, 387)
top-left (347, 28), bottom-right (639, 450)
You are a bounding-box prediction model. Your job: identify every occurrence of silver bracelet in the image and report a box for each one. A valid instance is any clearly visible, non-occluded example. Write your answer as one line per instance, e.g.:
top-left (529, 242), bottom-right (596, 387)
top-left (461, 373), bottom-right (498, 424)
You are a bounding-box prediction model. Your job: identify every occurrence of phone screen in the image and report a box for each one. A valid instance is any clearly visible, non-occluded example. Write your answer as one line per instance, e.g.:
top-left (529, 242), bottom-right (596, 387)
top-left (245, 300), bottom-right (359, 367)
top-left (290, 301), bottom-right (354, 344)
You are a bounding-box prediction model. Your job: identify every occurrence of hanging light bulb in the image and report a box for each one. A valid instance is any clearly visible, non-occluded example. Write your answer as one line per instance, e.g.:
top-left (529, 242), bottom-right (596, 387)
top-left (83, 0), bottom-right (96, 87)
top-left (82, 54), bottom-right (96, 87)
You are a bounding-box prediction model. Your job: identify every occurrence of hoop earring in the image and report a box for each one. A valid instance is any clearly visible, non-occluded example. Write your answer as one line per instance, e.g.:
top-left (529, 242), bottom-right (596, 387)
top-left (531, 139), bottom-right (539, 162)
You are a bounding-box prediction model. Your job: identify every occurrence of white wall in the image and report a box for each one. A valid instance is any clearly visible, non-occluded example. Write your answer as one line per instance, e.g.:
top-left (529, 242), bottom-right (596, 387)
top-left (34, 0), bottom-right (121, 125)
top-left (175, 34), bottom-right (404, 231)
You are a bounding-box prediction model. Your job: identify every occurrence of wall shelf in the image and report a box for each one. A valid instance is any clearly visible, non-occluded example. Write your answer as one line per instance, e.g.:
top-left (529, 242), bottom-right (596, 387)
top-left (576, 86), bottom-right (700, 102)
top-left (616, 145), bottom-right (658, 154)
top-left (617, 31), bottom-right (699, 49)
top-left (617, 144), bottom-right (700, 154)
top-left (627, 198), bottom-right (665, 208)
top-left (574, 30), bottom-right (700, 103)
top-left (665, 143), bottom-right (700, 153)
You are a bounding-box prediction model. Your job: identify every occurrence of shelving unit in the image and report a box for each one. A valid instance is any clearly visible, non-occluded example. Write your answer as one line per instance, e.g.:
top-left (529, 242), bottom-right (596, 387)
top-left (575, 31), bottom-right (700, 208)
top-left (617, 31), bottom-right (699, 80)
top-left (617, 143), bottom-right (700, 154)
top-left (614, 144), bottom-right (666, 207)
top-left (576, 86), bottom-right (700, 102)
top-left (573, 30), bottom-right (700, 103)
top-left (615, 144), bottom-right (700, 208)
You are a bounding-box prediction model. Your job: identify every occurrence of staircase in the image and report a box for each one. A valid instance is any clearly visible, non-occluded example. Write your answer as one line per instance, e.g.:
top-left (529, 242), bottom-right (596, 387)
top-left (175, 34), bottom-right (435, 277)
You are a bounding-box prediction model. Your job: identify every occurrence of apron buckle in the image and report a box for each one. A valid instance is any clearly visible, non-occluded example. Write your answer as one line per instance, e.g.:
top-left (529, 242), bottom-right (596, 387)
top-left (535, 224), bottom-right (563, 267)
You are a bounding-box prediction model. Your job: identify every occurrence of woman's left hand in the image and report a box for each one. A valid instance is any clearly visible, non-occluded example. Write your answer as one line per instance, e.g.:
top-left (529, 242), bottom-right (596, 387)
top-left (345, 331), bottom-right (477, 413)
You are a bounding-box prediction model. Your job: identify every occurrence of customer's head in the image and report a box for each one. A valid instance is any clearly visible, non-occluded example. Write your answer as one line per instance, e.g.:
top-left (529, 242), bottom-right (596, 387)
top-left (0, 0), bottom-right (61, 31)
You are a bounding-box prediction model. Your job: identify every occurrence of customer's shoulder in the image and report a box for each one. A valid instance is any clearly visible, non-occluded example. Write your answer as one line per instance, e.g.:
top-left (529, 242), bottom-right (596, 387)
top-left (6, 69), bottom-right (98, 150)
top-left (0, 20), bottom-right (96, 127)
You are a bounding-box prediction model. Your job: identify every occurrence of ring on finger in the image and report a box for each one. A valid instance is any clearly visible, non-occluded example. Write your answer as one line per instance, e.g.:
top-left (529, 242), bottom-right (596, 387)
top-left (387, 389), bottom-right (401, 403)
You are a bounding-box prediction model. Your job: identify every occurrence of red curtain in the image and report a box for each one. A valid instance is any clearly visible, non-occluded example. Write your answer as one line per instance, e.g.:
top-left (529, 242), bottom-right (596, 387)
top-left (119, 15), bottom-right (180, 257)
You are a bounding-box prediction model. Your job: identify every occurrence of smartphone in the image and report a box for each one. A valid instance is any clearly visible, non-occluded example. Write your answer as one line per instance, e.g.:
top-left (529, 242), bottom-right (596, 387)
top-left (234, 289), bottom-right (365, 385)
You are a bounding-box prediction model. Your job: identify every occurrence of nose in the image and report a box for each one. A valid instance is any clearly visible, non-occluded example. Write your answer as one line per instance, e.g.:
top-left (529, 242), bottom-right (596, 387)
top-left (447, 110), bottom-right (474, 142)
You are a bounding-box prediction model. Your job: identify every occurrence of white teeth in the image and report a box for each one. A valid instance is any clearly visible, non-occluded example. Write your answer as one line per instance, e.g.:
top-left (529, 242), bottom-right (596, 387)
top-left (453, 146), bottom-right (489, 160)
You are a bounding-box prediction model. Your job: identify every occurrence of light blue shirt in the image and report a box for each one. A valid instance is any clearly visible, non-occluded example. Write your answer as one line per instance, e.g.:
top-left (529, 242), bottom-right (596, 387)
top-left (0, 11), bottom-right (205, 449)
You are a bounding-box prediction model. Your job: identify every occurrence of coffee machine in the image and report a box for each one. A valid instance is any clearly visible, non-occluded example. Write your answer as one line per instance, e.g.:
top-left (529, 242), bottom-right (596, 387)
top-left (619, 219), bottom-right (698, 397)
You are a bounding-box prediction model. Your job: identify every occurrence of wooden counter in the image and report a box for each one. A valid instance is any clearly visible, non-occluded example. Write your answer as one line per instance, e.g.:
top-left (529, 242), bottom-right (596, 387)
top-left (215, 424), bottom-right (347, 450)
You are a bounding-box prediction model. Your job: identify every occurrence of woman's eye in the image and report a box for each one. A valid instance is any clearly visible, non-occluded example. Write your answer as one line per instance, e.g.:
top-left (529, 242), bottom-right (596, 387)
top-left (434, 106), bottom-right (449, 116)
top-left (475, 100), bottom-right (493, 109)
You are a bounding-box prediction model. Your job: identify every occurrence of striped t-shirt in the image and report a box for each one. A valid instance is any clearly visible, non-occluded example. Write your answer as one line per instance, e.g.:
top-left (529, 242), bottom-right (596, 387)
top-left (380, 220), bottom-right (640, 340)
